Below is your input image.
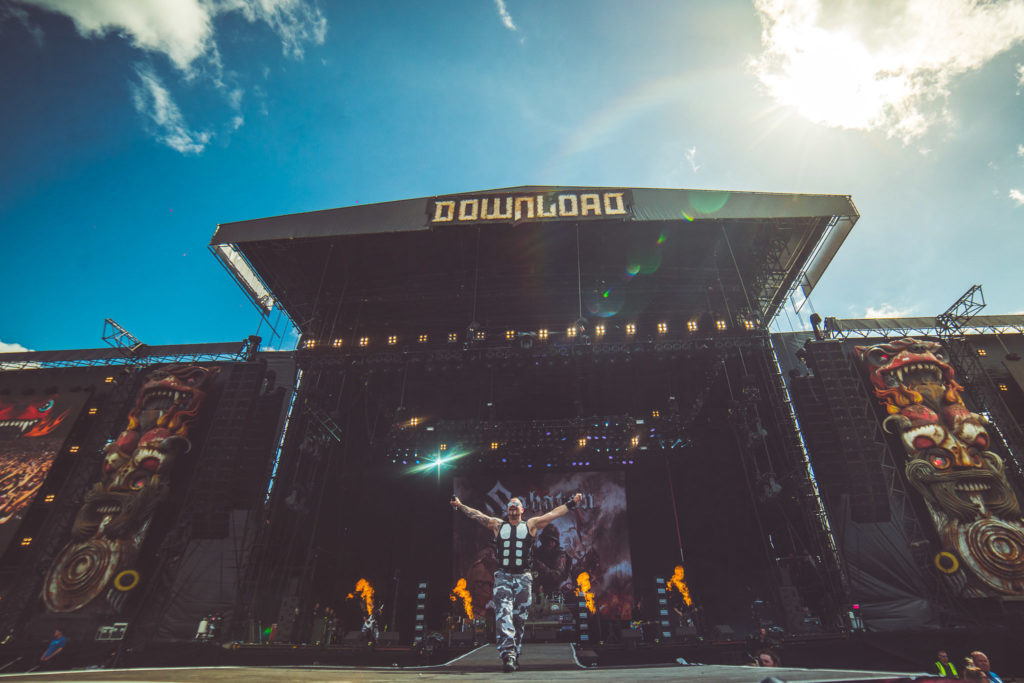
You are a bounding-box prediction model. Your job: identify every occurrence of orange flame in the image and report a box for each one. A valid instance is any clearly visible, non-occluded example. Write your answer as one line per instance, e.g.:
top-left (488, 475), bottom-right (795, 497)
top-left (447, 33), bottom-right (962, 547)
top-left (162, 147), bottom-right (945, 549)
top-left (346, 578), bottom-right (374, 616)
top-left (667, 565), bottom-right (692, 606)
top-left (575, 572), bottom-right (596, 613)
top-left (449, 577), bottom-right (473, 619)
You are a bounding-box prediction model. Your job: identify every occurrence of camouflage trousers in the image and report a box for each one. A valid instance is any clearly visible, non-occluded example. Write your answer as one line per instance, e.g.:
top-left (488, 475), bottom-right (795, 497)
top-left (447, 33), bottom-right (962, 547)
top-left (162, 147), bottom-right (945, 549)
top-left (493, 570), bottom-right (532, 658)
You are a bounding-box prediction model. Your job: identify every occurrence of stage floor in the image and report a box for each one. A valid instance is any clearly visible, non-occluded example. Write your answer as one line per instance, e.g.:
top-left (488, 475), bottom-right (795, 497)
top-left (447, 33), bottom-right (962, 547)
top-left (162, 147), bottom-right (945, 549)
top-left (0, 643), bottom-right (929, 681)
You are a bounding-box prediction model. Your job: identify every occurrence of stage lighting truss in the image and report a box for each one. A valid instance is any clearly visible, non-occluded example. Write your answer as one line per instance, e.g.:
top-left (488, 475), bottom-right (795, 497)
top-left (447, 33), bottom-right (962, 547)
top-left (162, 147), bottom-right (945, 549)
top-left (384, 411), bottom-right (691, 469)
top-left (296, 316), bottom-right (763, 362)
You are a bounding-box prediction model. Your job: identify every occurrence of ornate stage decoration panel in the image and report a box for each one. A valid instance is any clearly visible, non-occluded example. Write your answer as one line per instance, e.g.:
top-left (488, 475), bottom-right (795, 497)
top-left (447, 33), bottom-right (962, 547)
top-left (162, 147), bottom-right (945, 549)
top-left (43, 365), bottom-right (220, 613)
top-left (856, 338), bottom-right (1024, 597)
top-left (0, 392), bottom-right (87, 555)
top-left (454, 471), bottom-right (633, 621)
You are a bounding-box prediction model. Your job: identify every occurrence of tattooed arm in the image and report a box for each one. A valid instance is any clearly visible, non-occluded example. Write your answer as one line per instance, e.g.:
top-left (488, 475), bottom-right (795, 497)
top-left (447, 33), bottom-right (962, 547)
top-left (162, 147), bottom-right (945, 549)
top-left (450, 496), bottom-right (502, 534)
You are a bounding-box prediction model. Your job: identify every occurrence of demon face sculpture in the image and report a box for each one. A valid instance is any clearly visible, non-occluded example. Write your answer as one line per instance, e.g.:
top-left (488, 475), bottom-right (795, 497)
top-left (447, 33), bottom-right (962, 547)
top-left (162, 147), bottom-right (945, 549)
top-left (43, 365), bottom-right (218, 613)
top-left (856, 338), bottom-right (1024, 595)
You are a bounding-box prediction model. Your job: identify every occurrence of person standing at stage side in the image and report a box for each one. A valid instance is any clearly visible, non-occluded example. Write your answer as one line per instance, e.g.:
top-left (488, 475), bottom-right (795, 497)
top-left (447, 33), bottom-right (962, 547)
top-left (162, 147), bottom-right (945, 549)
top-left (969, 651), bottom-right (1004, 682)
top-left (451, 492), bottom-right (584, 673)
top-left (38, 628), bottom-right (67, 670)
top-left (932, 650), bottom-right (959, 678)
top-left (755, 649), bottom-right (781, 667)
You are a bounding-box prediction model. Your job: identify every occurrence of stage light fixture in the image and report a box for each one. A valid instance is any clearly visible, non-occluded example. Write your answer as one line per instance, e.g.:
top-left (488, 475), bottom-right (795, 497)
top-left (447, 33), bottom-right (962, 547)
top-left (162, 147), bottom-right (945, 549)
top-left (657, 322), bottom-right (668, 334)
top-left (538, 328), bottom-right (549, 341)
top-left (631, 436), bottom-right (640, 447)
top-left (69, 445), bottom-right (80, 453)
top-left (716, 320), bottom-right (727, 331)
top-left (418, 334), bottom-right (428, 343)
top-left (567, 326), bottom-right (577, 338)
top-left (687, 320), bottom-right (698, 332)
top-left (999, 383), bottom-right (1008, 391)
top-left (448, 332), bottom-right (458, 342)
top-left (578, 437), bottom-right (587, 448)
top-left (440, 443), bottom-right (447, 451)
top-left (626, 323), bottom-right (636, 335)
top-left (475, 330), bottom-right (485, 341)
top-left (490, 442), bottom-right (499, 450)
top-left (506, 329), bottom-right (515, 341)
top-left (387, 335), bottom-right (398, 345)
top-left (44, 494), bottom-right (55, 503)
top-left (743, 320), bottom-right (756, 330)
top-left (19, 538), bottom-right (31, 547)
top-left (302, 339), bottom-right (316, 349)
top-left (359, 337), bottom-right (369, 347)
top-left (88, 407), bottom-right (98, 415)
top-left (595, 325), bottom-right (605, 337)
top-left (977, 348), bottom-right (987, 357)
top-left (332, 338), bottom-right (343, 347)
top-left (410, 417), bottom-right (420, 427)
top-left (104, 376), bottom-right (114, 383)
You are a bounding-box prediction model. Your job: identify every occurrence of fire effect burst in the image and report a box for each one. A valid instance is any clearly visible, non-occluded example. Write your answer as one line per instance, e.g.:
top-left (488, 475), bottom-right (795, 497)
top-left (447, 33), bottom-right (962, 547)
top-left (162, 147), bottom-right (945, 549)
top-left (450, 577), bottom-right (473, 619)
top-left (575, 572), bottom-right (596, 613)
top-left (667, 565), bottom-right (692, 606)
top-left (346, 578), bottom-right (374, 616)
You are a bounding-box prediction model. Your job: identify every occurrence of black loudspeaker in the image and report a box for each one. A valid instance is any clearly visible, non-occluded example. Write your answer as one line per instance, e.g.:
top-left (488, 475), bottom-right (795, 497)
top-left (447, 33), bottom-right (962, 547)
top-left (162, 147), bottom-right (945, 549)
top-left (711, 624), bottom-right (735, 639)
top-left (532, 627), bottom-right (557, 642)
top-left (378, 631), bottom-right (401, 645)
top-left (451, 632), bottom-right (474, 646)
top-left (341, 630), bottom-right (364, 644)
top-left (621, 628), bottom-right (643, 641)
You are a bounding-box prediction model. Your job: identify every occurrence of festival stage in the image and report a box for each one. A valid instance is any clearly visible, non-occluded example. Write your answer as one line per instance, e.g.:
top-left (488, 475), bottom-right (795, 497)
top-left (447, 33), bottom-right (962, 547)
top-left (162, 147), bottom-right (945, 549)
top-left (0, 642), bottom-right (931, 681)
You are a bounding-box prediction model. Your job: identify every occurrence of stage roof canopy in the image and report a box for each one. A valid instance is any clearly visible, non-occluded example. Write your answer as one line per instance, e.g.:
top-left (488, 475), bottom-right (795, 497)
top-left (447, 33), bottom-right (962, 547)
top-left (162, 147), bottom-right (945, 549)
top-left (211, 186), bottom-right (858, 341)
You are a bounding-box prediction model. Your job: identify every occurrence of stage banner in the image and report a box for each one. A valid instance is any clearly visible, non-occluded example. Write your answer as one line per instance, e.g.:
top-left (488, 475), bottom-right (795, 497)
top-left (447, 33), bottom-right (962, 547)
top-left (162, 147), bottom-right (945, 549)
top-left (42, 365), bottom-right (220, 614)
top-left (453, 471), bottom-right (633, 621)
top-left (0, 391), bottom-right (89, 556)
top-left (855, 338), bottom-right (1024, 599)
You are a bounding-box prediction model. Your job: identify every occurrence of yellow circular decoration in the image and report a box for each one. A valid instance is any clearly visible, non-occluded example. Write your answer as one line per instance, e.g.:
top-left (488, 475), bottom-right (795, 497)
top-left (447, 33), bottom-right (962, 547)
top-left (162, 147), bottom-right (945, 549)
top-left (934, 552), bottom-right (959, 574)
top-left (113, 569), bottom-right (140, 591)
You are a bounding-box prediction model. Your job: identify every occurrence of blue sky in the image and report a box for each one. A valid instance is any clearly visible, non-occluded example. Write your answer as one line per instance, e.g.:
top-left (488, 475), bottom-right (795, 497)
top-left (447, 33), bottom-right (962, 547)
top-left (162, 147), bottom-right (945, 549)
top-left (2, 0), bottom-right (1023, 353)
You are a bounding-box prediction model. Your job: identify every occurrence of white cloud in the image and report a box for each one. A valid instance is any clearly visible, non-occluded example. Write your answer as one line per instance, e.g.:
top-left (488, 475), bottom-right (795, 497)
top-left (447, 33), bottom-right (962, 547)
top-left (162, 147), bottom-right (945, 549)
top-left (864, 303), bottom-right (916, 318)
top-left (20, 0), bottom-right (216, 73)
top-left (685, 146), bottom-right (701, 172)
top-left (131, 65), bottom-right (212, 154)
top-left (220, 0), bottom-right (327, 60)
top-left (0, 340), bottom-right (32, 353)
top-left (15, 0), bottom-right (326, 154)
top-left (493, 0), bottom-right (517, 31)
top-left (17, 0), bottom-right (326, 74)
top-left (1018, 144), bottom-right (1024, 157)
top-left (1010, 188), bottom-right (1024, 205)
top-left (1018, 62), bottom-right (1024, 89)
top-left (750, 0), bottom-right (1024, 142)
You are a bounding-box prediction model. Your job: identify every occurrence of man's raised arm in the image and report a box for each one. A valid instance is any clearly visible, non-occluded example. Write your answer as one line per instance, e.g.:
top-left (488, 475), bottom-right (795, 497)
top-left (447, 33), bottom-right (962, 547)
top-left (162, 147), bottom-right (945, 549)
top-left (529, 492), bottom-right (584, 532)
top-left (450, 496), bottom-right (501, 532)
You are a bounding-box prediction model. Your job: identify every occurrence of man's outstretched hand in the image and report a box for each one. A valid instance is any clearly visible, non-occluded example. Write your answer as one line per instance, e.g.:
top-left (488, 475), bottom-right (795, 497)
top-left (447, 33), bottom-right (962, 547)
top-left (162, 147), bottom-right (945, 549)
top-left (450, 496), bottom-right (462, 508)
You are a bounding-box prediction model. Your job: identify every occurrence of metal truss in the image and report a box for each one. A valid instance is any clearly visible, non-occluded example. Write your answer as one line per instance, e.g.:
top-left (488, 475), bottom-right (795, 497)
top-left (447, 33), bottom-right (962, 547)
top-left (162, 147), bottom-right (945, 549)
top-left (0, 338), bottom-right (259, 371)
top-left (295, 333), bottom-right (767, 370)
top-left (820, 314), bottom-right (1024, 340)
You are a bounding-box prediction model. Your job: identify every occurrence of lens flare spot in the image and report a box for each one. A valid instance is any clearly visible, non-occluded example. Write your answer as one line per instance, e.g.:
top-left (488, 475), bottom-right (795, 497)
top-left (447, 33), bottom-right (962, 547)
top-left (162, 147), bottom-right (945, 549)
top-left (688, 190), bottom-right (730, 215)
top-left (657, 233), bottom-right (667, 245)
top-left (584, 286), bottom-right (624, 318)
top-left (680, 211), bottom-right (695, 222)
top-left (625, 264), bottom-right (640, 277)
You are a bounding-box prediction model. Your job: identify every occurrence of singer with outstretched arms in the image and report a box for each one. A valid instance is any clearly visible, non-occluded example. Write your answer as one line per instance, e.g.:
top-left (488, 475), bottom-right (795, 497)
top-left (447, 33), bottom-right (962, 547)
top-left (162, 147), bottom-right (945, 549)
top-left (450, 492), bottom-right (584, 673)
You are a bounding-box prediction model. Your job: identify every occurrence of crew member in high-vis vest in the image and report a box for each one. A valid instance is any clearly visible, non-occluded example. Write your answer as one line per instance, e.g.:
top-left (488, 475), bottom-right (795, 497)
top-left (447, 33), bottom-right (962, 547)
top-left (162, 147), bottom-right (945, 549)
top-left (932, 650), bottom-right (958, 678)
top-left (451, 492), bottom-right (584, 673)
